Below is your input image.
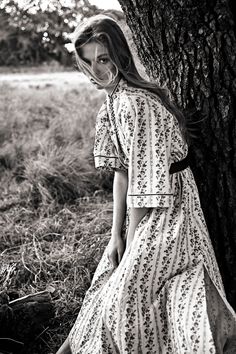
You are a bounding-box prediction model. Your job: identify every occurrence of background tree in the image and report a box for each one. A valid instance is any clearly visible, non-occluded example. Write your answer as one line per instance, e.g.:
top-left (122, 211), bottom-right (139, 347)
top-left (0, 0), bottom-right (100, 66)
top-left (118, 0), bottom-right (236, 309)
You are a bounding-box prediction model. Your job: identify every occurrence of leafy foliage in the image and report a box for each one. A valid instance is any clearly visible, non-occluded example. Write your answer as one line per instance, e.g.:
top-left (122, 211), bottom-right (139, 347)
top-left (0, 0), bottom-right (100, 66)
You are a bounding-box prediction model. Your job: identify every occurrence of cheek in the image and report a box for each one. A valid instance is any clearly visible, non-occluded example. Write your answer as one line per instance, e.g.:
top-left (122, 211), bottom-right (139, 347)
top-left (107, 63), bottom-right (117, 74)
top-left (98, 64), bottom-right (113, 76)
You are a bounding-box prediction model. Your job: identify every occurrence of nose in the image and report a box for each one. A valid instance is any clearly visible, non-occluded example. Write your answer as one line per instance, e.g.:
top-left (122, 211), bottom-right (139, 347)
top-left (91, 61), bottom-right (100, 76)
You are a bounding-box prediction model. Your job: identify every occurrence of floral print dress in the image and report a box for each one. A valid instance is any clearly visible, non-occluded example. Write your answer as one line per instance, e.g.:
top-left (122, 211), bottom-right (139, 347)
top-left (69, 79), bottom-right (236, 353)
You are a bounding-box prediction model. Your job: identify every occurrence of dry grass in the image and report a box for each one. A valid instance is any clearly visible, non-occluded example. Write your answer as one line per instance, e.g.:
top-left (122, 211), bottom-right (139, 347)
top-left (1, 198), bottom-right (113, 353)
top-left (0, 80), bottom-right (113, 353)
top-left (0, 61), bottom-right (72, 74)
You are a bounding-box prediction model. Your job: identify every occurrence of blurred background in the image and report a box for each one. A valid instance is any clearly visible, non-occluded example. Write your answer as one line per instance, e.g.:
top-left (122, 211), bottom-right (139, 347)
top-left (0, 0), bottom-right (122, 69)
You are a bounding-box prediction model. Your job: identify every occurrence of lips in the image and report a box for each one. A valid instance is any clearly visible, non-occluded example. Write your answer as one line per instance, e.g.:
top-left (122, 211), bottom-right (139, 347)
top-left (90, 78), bottom-right (98, 85)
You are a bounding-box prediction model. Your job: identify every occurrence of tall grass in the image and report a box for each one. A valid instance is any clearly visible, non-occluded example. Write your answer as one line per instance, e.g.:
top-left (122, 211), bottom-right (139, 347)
top-left (0, 80), bottom-right (113, 353)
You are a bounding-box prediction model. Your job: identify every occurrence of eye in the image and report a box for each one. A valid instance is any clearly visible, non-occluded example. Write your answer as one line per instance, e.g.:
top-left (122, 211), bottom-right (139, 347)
top-left (98, 58), bottom-right (109, 64)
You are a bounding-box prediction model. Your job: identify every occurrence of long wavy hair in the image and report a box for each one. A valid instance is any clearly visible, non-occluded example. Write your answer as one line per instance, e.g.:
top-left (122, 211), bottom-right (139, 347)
top-left (72, 14), bottom-right (189, 143)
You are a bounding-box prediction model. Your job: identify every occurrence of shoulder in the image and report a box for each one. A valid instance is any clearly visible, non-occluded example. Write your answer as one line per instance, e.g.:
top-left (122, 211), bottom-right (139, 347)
top-left (112, 80), bottom-right (167, 114)
top-left (110, 80), bottom-right (176, 129)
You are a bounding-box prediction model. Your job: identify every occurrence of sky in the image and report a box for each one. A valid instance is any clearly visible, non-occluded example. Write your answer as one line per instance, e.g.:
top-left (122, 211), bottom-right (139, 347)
top-left (15, 0), bottom-right (122, 11)
top-left (89, 0), bottom-right (122, 11)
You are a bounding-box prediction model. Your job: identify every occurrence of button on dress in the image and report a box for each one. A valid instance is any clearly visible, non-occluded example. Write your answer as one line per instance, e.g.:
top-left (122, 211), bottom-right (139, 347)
top-left (69, 79), bottom-right (236, 353)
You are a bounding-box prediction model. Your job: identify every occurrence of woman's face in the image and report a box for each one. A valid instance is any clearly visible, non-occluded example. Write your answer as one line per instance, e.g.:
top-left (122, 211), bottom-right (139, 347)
top-left (80, 41), bottom-right (118, 93)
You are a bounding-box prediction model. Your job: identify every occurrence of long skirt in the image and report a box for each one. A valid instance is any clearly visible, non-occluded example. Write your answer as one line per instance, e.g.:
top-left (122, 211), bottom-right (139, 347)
top-left (69, 168), bottom-right (236, 353)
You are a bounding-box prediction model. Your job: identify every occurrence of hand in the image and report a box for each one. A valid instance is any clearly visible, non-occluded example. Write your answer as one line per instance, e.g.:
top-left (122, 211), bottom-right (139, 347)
top-left (107, 234), bottom-right (125, 269)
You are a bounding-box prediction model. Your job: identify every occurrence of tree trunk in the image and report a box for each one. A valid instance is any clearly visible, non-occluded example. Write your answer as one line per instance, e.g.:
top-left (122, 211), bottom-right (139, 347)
top-left (118, 0), bottom-right (236, 309)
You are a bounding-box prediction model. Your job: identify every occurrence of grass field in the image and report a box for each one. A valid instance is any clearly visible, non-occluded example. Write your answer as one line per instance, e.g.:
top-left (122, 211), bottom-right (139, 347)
top-left (0, 77), bottom-right (114, 353)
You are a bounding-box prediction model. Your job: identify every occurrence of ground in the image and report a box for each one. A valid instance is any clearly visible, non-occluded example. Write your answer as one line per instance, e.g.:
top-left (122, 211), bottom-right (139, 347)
top-left (0, 68), bottom-right (113, 354)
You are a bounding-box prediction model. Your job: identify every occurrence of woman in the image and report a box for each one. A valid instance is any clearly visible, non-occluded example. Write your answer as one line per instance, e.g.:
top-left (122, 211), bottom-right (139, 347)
top-left (57, 14), bottom-right (236, 354)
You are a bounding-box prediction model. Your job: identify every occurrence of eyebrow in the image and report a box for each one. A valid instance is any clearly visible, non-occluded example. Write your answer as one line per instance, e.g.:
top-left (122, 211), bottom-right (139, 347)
top-left (97, 53), bottom-right (108, 57)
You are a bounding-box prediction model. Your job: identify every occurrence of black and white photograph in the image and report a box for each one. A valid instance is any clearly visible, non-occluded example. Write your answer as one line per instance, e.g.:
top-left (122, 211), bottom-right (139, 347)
top-left (0, 1), bottom-right (236, 353)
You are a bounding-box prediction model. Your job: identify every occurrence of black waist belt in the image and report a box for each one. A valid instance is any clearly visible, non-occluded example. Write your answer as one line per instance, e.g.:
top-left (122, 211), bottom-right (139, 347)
top-left (169, 154), bottom-right (189, 174)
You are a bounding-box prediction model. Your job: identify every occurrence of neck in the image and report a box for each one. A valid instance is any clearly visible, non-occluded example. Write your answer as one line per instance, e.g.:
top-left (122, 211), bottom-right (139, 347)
top-left (106, 76), bottom-right (121, 96)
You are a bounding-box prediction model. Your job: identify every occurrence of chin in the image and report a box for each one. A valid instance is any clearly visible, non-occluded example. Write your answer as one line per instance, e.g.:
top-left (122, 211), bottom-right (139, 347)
top-left (93, 84), bottom-right (103, 90)
top-left (90, 80), bottom-right (103, 89)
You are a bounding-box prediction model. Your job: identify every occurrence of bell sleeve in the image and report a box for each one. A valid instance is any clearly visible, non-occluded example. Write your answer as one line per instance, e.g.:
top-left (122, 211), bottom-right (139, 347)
top-left (93, 102), bottom-right (125, 171)
top-left (126, 94), bottom-right (174, 208)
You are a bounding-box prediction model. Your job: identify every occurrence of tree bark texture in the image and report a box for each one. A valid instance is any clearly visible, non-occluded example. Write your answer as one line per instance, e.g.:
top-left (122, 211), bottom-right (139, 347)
top-left (118, 0), bottom-right (236, 309)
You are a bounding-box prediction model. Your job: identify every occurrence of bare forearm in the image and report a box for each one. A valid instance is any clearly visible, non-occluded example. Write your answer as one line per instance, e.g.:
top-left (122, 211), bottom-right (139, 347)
top-left (112, 169), bottom-right (128, 236)
top-left (127, 207), bottom-right (149, 244)
top-left (107, 170), bottom-right (128, 268)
